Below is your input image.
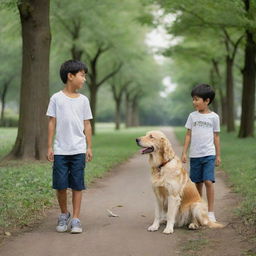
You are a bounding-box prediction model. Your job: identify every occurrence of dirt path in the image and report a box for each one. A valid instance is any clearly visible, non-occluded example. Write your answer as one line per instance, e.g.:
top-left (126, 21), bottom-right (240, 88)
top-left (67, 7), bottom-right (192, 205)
top-left (0, 128), bottom-right (253, 256)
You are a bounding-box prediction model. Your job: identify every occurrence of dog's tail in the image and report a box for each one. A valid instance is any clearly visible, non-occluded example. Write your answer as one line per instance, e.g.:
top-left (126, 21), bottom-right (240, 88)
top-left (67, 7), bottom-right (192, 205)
top-left (207, 221), bottom-right (225, 228)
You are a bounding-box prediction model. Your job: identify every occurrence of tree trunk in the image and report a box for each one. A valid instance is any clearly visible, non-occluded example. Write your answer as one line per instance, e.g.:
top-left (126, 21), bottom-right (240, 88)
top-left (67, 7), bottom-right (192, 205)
top-left (209, 68), bottom-right (219, 114)
top-left (212, 59), bottom-right (226, 125)
top-left (0, 98), bottom-right (6, 126)
top-left (115, 98), bottom-right (121, 130)
top-left (225, 57), bottom-right (235, 132)
top-left (238, 0), bottom-right (256, 138)
top-left (7, 0), bottom-right (51, 160)
top-left (239, 31), bottom-right (256, 137)
top-left (71, 45), bottom-right (83, 61)
top-left (125, 92), bottom-right (133, 127)
top-left (220, 95), bottom-right (227, 125)
top-left (89, 84), bottom-right (97, 135)
top-left (131, 97), bottom-right (139, 127)
top-left (0, 79), bottom-right (12, 125)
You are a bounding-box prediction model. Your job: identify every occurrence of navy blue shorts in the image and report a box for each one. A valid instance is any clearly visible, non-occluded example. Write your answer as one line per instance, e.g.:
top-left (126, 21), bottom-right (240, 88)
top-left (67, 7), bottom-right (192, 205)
top-left (52, 154), bottom-right (86, 190)
top-left (190, 155), bottom-right (216, 183)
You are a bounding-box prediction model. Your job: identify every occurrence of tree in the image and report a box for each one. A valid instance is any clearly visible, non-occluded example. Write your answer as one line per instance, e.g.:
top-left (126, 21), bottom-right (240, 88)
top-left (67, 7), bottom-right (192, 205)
top-left (222, 29), bottom-right (244, 131)
top-left (0, 7), bottom-right (21, 125)
top-left (109, 74), bottom-right (131, 130)
top-left (153, 0), bottom-right (251, 132)
top-left (123, 55), bottom-right (163, 127)
top-left (52, 0), bottom-right (151, 134)
top-left (163, 32), bottom-right (227, 121)
top-left (6, 0), bottom-right (51, 160)
top-left (239, 0), bottom-right (256, 137)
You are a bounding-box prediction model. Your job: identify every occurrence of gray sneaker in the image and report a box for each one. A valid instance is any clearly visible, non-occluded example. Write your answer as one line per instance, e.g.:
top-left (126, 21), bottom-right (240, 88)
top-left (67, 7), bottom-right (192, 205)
top-left (70, 218), bottom-right (83, 234)
top-left (56, 212), bottom-right (71, 232)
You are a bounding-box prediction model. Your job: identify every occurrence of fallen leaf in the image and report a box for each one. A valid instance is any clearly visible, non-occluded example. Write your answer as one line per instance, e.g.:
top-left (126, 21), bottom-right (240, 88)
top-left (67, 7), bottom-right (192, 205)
top-left (5, 232), bottom-right (11, 236)
top-left (107, 209), bottom-right (119, 217)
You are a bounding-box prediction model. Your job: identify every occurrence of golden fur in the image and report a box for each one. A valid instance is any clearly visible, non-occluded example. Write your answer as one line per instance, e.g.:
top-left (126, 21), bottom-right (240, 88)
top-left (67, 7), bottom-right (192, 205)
top-left (136, 130), bottom-right (223, 234)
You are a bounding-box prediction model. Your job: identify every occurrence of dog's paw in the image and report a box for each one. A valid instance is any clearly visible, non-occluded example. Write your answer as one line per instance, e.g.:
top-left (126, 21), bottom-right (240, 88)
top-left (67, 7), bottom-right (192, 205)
top-left (188, 223), bottom-right (199, 230)
top-left (147, 224), bottom-right (159, 232)
top-left (163, 227), bottom-right (174, 234)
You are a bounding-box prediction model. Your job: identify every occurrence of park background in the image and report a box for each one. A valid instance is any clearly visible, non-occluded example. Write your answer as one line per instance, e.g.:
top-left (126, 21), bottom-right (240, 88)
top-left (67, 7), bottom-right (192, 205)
top-left (0, 0), bottom-right (255, 246)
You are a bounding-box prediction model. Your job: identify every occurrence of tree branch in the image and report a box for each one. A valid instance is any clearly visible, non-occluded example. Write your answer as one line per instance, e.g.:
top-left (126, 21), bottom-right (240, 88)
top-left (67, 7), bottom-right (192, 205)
top-left (97, 63), bottom-right (123, 88)
top-left (231, 35), bottom-right (244, 60)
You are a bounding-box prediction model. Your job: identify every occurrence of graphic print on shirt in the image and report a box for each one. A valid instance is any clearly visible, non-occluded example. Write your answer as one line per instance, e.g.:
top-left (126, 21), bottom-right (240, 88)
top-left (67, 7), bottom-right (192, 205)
top-left (193, 121), bottom-right (213, 128)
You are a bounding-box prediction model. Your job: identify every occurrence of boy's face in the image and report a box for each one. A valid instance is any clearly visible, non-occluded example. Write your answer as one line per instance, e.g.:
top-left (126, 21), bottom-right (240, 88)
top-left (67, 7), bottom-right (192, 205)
top-left (192, 96), bottom-right (210, 112)
top-left (68, 70), bottom-right (87, 89)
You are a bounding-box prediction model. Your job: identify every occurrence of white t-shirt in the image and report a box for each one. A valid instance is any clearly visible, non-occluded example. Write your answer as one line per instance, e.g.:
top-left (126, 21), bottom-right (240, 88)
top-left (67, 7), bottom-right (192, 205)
top-left (46, 91), bottom-right (93, 155)
top-left (185, 111), bottom-right (220, 158)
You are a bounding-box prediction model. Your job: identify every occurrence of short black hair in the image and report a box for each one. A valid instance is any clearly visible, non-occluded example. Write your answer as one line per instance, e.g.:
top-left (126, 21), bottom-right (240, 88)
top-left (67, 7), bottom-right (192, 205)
top-left (60, 60), bottom-right (88, 84)
top-left (191, 84), bottom-right (215, 105)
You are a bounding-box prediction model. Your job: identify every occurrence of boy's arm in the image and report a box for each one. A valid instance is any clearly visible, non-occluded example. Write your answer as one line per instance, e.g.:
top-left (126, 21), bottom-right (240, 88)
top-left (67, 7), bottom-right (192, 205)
top-left (84, 120), bottom-right (93, 162)
top-left (47, 117), bottom-right (56, 162)
top-left (181, 129), bottom-right (191, 163)
top-left (214, 132), bottom-right (221, 166)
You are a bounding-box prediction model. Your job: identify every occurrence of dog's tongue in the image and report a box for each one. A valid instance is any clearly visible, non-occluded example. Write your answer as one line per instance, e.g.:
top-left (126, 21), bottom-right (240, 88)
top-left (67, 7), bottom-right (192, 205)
top-left (140, 147), bottom-right (153, 154)
top-left (140, 148), bottom-right (146, 154)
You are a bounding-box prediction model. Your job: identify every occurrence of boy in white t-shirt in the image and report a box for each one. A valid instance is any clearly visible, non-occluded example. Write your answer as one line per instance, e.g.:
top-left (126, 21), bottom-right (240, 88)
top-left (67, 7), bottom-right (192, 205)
top-left (181, 84), bottom-right (221, 222)
top-left (46, 60), bottom-right (93, 233)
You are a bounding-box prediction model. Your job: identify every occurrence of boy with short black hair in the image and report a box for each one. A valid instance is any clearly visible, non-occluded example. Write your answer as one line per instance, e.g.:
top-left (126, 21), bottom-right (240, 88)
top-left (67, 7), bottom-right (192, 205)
top-left (46, 60), bottom-right (93, 233)
top-left (182, 83), bottom-right (221, 222)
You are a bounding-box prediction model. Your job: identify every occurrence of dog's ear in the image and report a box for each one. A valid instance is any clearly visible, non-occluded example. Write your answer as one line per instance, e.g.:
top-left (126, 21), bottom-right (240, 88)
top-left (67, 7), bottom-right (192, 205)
top-left (161, 137), bottom-right (175, 161)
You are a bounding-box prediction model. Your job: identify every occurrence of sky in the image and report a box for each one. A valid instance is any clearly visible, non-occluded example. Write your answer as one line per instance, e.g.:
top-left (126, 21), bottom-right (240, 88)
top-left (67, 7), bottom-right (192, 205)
top-left (144, 10), bottom-right (178, 97)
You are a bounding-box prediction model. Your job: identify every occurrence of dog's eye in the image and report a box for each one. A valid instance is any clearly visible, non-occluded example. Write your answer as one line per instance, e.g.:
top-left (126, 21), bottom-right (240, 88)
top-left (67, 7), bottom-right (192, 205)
top-left (149, 134), bottom-right (154, 139)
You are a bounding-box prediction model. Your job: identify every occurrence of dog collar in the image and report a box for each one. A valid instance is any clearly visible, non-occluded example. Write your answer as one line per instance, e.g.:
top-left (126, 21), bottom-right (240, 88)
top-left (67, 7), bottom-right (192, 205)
top-left (157, 157), bottom-right (174, 170)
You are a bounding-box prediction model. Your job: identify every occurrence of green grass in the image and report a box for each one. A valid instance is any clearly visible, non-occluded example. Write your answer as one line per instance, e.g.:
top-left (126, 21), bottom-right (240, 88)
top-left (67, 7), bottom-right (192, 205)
top-left (0, 128), bottom-right (17, 158)
top-left (182, 237), bottom-right (209, 256)
top-left (0, 124), bottom-right (153, 233)
top-left (174, 126), bottom-right (256, 227)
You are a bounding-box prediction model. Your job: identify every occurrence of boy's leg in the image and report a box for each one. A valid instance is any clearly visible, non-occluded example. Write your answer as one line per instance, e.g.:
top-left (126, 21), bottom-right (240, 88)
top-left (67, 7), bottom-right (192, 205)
top-left (196, 182), bottom-right (203, 197)
top-left (202, 155), bottom-right (216, 221)
top-left (204, 180), bottom-right (214, 212)
top-left (72, 190), bottom-right (83, 219)
top-left (52, 155), bottom-right (69, 214)
top-left (56, 189), bottom-right (68, 213)
top-left (190, 157), bottom-right (203, 196)
top-left (69, 153), bottom-right (86, 233)
top-left (56, 189), bottom-right (70, 232)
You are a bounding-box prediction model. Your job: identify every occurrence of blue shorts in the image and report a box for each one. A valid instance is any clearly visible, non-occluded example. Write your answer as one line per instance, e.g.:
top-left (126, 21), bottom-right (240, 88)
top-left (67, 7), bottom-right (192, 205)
top-left (52, 154), bottom-right (86, 190)
top-left (190, 155), bottom-right (216, 183)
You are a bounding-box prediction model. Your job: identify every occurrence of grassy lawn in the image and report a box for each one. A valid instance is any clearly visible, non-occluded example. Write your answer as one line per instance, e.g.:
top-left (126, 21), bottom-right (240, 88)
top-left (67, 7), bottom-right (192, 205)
top-left (174, 126), bottom-right (256, 227)
top-left (0, 124), bottom-right (153, 233)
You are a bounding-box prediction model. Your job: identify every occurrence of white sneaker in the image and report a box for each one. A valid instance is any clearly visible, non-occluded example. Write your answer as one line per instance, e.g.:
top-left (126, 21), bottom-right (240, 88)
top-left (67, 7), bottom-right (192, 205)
top-left (56, 212), bottom-right (71, 232)
top-left (70, 218), bottom-right (83, 234)
top-left (208, 212), bottom-right (217, 222)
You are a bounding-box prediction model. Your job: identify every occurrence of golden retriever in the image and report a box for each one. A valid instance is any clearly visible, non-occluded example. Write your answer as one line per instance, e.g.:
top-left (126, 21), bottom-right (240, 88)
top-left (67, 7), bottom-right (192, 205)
top-left (136, 130), bottom-right (223, 234)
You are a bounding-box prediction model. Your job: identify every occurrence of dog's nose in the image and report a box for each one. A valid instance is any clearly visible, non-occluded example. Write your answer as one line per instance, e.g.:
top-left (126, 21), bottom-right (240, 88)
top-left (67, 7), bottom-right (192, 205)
top-left (136, 138), bottom-right (140, 143)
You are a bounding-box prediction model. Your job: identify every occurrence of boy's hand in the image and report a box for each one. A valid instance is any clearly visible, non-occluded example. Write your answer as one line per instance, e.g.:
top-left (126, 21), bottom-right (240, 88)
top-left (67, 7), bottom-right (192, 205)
top-left (181, 153), bottom-right (187, 163)
top-left (47, 147), bottom-right (54, 162)
top-left (215, 156), bottom-right (221, 166)
top-left (86, 148), bottom-right (93, 162)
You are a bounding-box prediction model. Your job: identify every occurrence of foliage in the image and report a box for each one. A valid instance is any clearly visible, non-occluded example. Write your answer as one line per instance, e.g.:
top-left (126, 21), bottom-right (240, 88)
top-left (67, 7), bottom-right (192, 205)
top-left (147, 0), bottom-right (256, 128)
top-left (49, 0), bottom-right (164, 126)
top-left (0, 8), bottom-right (21, 104)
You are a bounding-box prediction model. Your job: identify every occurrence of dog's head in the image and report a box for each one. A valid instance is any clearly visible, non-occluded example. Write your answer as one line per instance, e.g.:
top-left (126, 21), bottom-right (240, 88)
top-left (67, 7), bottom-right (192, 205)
top-left (136, 130), bottom-right (175, 162)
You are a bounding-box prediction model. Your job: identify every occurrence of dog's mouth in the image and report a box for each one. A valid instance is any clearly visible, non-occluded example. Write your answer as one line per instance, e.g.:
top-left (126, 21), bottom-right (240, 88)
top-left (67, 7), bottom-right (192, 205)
top-left (140, 146), bottom-right (154, 154)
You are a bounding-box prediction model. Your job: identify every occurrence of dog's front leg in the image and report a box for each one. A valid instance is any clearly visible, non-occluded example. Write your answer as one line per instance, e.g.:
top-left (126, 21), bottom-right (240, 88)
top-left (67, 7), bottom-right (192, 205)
top-left (148, 195), bottom-right (162, 232)
top-left (163, 195), bottom-right (181, 234)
